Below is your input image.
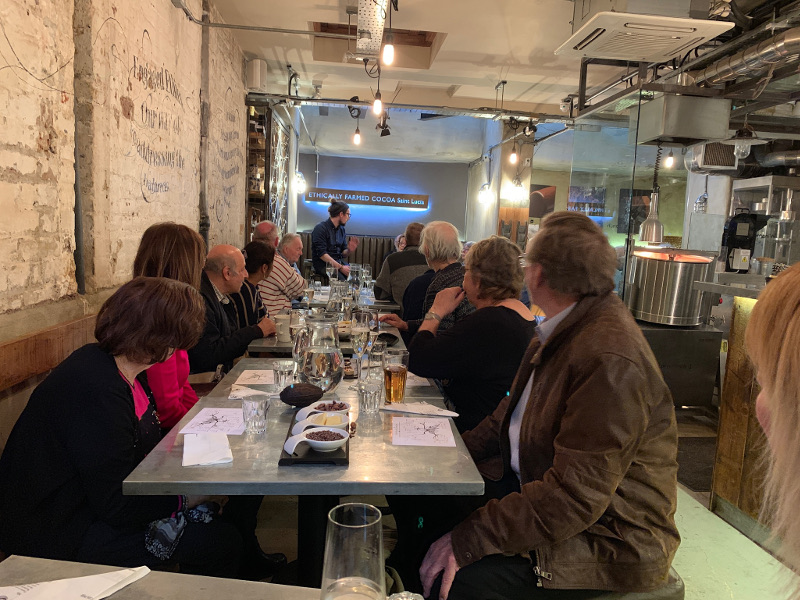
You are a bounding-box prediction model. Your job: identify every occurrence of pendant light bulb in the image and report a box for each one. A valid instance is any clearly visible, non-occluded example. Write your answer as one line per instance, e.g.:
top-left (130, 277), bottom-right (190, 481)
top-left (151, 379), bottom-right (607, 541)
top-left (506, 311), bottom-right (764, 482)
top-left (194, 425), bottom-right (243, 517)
top-left (353, 125), bottom-right (361, 145)
top-left (509, 143), bottom-right (518, 165)
top-left (294, 171), bottom-right (307, 195)
top-left (664, 150), bottom-right (675, 169)
top-left (373, 91), bottom-right (383, 115)
top-left (382, 38), bottom-right (395, 66)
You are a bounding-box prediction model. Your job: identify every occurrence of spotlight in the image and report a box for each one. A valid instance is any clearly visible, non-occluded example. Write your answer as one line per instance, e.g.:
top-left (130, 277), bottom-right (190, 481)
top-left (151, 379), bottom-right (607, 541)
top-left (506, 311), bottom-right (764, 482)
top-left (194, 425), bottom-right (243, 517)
top-left (509, 142), bottom-right (518, 165)
top-left (373, 91), bottom-right (382, 115)
top-left (353, 125), bottom-right (361, 145)
top-left (664, 150), bottom-right (675, 169)
top-left (478, 183), bottom-right (493, 205)
top-left (294, 171), bottom-right (307, 195)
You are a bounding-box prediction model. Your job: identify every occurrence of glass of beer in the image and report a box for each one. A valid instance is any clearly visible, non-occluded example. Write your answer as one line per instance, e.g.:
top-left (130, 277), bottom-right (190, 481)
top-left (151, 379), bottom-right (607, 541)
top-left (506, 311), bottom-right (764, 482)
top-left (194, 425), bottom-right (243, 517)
top-left (382, 349), bottom-right (409, 404)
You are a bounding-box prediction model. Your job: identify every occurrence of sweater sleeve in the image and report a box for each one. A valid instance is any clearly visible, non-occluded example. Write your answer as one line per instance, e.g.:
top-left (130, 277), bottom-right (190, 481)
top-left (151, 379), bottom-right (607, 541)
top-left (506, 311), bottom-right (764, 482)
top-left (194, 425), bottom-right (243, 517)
top-left (451, 353), bottom-right (651, 567)
top-left (63, 383), bottom-right (177, 528)
top-left (187, 297), bottom-right (263, 373)
top-left (146, 351), bottom-right (198, 430)
top-left (408, 319), bottom-right (475, 380)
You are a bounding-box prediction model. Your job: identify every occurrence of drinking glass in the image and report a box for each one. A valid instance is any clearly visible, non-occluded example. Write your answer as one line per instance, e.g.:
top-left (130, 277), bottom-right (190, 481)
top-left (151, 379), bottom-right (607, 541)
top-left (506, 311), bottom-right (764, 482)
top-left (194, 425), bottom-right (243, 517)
top-left (349, 312), bottom-right (371, 390)
top-left (272, 359), bottom-right (296, 392)
top-left (358, 379), bottom-right (383, 416)
top-left (320, 503), bottom-right (385, 600)
top-left (242, 395), bottom-right (269, 434)
top-left (326, 264), bottom-right (336, 285)
top-left (382, 349), bottom-right (409, 404)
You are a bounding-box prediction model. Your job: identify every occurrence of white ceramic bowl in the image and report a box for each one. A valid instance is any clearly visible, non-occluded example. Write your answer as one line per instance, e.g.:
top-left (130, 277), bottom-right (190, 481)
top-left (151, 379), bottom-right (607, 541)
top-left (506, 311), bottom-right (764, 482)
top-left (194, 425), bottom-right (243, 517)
top-left (283, 426), bottom-right (349, 454)
top-left (296, 400), bottom-right (351, 422)
top-left (291, 411), bottom-right (350, 435)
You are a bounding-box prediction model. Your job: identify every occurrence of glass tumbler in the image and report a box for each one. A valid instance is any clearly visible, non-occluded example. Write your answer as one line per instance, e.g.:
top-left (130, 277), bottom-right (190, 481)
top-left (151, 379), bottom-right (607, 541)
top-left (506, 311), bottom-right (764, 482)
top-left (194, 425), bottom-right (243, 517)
top-left (320, 503), bottom-right (385, 600)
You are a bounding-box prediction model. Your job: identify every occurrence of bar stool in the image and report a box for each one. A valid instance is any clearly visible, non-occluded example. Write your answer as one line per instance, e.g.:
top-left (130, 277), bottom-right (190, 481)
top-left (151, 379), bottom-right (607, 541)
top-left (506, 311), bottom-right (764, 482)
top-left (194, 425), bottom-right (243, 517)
top-left (595, 568), bottom-right (684, 600)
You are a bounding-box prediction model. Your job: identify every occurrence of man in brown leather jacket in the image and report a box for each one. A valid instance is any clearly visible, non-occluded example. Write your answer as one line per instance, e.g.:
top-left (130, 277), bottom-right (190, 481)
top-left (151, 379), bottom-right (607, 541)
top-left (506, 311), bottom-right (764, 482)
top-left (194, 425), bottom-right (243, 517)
top-left (420, 212), bottom-right (680, 599)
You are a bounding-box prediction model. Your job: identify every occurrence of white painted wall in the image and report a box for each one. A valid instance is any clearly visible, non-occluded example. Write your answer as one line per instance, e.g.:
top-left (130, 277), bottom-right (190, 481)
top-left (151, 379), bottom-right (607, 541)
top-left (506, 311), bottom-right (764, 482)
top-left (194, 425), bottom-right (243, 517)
top-left (465, 120), bottom-right (502, 242)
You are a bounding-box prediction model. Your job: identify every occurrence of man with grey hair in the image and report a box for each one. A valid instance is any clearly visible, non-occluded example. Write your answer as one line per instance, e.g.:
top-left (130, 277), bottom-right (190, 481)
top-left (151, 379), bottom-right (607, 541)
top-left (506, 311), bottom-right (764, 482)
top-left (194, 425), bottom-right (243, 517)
top-left (252, 220), bottom-right (279, 247)
top-left (188, 244), bottom-right (275, 374)
top-left (418, 212), bottom-right (679, 600)
top-left (258, 233), bottom-right (306, 316)
top-left (380, 221), bottom-right (473, 338)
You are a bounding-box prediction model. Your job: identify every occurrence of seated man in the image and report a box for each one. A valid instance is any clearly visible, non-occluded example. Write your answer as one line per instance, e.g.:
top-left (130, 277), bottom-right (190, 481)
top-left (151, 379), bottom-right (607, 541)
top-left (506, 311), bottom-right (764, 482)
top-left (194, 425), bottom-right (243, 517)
top-left (228, 240), bottom-right (275, 329)
top-left (252, 219), bottom-right (280, 247)
top-left (418, 212), bottom-right (680, 600)
top-left (188, 245), bottom-right (275, 374)
top-left (374, 222), bottom-right (429, 312)
top-left (258, 233), bottom-right (306, 316)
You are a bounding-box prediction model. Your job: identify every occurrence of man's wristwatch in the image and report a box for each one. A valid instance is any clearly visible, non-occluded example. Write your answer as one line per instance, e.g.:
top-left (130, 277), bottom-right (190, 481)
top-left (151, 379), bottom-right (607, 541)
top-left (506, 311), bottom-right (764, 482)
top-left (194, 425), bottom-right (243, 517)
top-left (424, 311), bottom-right (442, 322)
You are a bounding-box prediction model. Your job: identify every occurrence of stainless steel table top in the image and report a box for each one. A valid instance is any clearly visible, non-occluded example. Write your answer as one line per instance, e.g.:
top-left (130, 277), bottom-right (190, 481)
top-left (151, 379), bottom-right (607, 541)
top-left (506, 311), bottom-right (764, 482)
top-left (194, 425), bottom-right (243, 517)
top-left (0, 555), bottom-right (318, 599)
top-left (247, 326), bottom-right (407, 355)
top-left (301, 299), bottom-right (401, 312)
top-left (124, 358), bottom-right (483, 497)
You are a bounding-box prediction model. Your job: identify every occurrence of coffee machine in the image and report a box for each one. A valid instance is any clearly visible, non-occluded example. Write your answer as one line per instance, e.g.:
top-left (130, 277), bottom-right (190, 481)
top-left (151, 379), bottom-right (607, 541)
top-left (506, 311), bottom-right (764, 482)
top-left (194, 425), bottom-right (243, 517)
top-left (720, 208), bottom-right (769, 273)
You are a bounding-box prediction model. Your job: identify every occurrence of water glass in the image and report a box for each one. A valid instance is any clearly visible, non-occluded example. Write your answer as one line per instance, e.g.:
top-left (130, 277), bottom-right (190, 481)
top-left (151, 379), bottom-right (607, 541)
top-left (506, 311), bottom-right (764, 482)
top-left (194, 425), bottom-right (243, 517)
top-left (320, 503), bottom-right (385, 600)
top-left (273, 359), bottom-right (296, 391)
top-left (358, 379), bottom-right (383, 416)
top-left (382, 349), bottom-right (409, 404)
top-left (242, 395), bottom-right (269, 434)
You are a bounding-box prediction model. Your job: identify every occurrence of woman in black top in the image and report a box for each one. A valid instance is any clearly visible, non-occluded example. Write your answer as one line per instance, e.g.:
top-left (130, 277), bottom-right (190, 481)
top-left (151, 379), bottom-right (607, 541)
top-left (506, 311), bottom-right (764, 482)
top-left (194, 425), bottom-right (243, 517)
top-left (0, 277), bottom-right (243, 576)
top-left (408, 236), bottom-right (536, 432)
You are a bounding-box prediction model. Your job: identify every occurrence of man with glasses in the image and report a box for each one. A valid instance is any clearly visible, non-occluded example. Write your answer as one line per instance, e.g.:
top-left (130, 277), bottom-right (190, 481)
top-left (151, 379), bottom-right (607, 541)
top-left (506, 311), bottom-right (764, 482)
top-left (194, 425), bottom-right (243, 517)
top-left (311, 200), bottom-right (359, 281)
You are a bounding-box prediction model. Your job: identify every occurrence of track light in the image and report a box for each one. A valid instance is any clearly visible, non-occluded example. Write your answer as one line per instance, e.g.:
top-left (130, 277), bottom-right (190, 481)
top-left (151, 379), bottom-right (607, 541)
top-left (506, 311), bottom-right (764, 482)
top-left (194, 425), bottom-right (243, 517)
top-left (294, 171), bottom-right (307, 195)
top-left (509, 142), bottom-right (518, 165)
top-left (382, 33), bottom-right (395, 65)
top-left (353, 125), bottom-right (361, 145)
top-left (664, 150), bottom-right (675, 169)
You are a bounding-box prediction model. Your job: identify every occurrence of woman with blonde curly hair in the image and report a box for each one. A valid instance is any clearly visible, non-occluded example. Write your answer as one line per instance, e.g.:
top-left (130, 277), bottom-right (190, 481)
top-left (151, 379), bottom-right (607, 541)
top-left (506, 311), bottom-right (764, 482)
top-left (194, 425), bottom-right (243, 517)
top-left (746, 263), bottom-right (800, 591)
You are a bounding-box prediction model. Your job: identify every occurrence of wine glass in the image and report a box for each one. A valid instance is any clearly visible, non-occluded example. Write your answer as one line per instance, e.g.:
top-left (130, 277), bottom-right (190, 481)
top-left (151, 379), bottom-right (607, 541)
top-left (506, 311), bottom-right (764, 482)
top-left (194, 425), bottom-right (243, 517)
top-left (326, 263), bottom-right (336, 285)
top-left (349, 311), bottom-right (371, 390)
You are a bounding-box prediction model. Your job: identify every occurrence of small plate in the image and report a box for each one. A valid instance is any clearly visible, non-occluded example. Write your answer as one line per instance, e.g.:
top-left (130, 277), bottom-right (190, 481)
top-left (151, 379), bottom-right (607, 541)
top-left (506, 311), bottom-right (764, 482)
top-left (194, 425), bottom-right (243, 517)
top-left (296, 400), bottom-right (351, 422)
top-left (283, 427), bottom-right (349, 454)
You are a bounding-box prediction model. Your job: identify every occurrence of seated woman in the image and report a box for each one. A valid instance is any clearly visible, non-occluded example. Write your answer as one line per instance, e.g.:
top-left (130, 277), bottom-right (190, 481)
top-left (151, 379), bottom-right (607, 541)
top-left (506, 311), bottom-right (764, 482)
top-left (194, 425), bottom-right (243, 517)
top-left (133, 222), bottom-right (207, 431)
top-left (0, 277), bottom-right (243, 576)
top-left (408, 236), bottom-right (536, 432)
top-left (745, 264), bottom-right (800, 588)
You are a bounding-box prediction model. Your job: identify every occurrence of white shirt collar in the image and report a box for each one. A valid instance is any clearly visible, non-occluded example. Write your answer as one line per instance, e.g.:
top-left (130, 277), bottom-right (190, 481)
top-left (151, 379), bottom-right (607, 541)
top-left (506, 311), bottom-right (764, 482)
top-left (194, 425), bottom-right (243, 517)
top-left (535, 302), bottom-right (576, 343)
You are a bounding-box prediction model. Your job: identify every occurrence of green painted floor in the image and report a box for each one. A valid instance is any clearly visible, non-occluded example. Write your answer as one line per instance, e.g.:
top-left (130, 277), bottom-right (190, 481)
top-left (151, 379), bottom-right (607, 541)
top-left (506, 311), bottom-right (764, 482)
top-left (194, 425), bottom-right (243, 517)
top-left (673, 487), bottom-right (798, 599)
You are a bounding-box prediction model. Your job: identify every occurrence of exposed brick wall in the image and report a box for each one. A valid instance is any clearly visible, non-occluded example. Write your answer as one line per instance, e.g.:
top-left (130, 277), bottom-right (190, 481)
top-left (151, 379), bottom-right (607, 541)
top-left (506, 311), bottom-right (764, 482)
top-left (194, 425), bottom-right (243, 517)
top-left (0, 0), bottom-right (77, 311)
top-left (207, 3), bottom-right (247, 248)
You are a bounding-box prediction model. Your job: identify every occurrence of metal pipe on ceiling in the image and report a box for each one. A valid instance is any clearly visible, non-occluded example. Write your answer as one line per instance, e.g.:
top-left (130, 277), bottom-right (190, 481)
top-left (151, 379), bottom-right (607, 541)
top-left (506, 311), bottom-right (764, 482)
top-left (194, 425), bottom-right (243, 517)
top-left (694, 27), bottom-right (800, 85)
top-left (170, 0), bottom-right (357, 39)
top-left (757, 149), bottom-right (800, 167)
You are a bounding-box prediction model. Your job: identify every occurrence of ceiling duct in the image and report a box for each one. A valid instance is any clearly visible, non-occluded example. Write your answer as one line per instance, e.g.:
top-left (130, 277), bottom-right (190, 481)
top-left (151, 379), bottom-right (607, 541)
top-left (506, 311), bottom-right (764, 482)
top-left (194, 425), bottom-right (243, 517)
top-left (685, 142), bottom-right (739, 173)
top-left (555, 0), bottom-right (733, 62)
top-left (756, 149), bottom-right (800, 168)
top-left (636, 94), bottom-right (731, 146)
top-left (693, 27), bottom-right (800, 86)
top-left (355, 0), bottom-right (388, 59)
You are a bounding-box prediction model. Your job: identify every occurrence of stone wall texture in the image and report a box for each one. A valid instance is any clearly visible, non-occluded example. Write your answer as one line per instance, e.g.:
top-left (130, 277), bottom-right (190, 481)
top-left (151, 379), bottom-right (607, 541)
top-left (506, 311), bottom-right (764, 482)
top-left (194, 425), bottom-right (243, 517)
top-left (0, 0), bottom-right (78, 311)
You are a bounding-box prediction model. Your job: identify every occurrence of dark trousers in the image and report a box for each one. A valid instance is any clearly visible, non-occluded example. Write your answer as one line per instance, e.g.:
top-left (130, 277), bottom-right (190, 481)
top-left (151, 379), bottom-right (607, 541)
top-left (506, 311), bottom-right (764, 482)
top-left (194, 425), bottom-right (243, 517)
top-left (77, 495), bottom-right (264, 578)
top-left (431, 555), bottom-right (606, 600)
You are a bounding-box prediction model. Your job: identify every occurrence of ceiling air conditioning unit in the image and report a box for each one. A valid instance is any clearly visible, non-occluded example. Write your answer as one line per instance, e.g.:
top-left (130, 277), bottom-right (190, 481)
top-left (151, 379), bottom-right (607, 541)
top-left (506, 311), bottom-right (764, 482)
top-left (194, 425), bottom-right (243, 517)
top-left (686, 142), bottom-right (738, 172)
top-left (555, 0), bottom-right (733, 62)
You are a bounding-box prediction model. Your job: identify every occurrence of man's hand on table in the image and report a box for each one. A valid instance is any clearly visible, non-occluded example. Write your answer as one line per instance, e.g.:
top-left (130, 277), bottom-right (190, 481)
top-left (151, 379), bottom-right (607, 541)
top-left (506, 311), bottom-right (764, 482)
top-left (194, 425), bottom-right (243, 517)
top-left (420, 531), bottom-right (460, 600)
top-left (379, 313), bottom-right (408, 331)
top-left (258, 317), bottom-right (276, 337)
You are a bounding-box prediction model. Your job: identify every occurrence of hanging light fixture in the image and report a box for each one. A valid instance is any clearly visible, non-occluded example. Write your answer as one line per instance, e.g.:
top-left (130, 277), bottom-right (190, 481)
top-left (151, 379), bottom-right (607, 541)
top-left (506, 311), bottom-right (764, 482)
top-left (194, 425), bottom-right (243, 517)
top-left (382, 5), bottom-right (395, 66)
top-left (294, 171), bottom-right (307, 195)
top-left (478, 183), bottom-right (493, 205)
top-left (511, 175), bottom-right (526, 204)
top-left (373, 68), bottom-right (383, 115)
top-left (353, 124), bottom-right (361, 145)
top-left (639, 143), bottom-right (665, 245)
top-left (664, 149), bottom-right (675, 169)
top-left (720, 121), bottom-right (768, 159)
top-left (509, 142), bottom-right (518, 165)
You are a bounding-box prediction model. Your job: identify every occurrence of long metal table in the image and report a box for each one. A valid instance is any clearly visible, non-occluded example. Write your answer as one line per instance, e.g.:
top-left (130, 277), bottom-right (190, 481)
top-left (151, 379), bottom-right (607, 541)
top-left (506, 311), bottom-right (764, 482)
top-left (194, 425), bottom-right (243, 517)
top-left (248, 325), bottom-right (406, 355)
top-left (123, 358), bottom-right (482, 587)
top-left (0, 555), bottom-right (318, 599)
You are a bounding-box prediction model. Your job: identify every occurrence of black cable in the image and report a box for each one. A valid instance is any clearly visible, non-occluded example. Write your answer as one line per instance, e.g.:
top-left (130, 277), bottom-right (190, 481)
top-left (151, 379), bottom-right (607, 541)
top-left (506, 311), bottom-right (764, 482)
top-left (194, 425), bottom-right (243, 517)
top-left (364, 59), bottom-right (381, 79)
top-left (653, 142), bottom-right (662, 191)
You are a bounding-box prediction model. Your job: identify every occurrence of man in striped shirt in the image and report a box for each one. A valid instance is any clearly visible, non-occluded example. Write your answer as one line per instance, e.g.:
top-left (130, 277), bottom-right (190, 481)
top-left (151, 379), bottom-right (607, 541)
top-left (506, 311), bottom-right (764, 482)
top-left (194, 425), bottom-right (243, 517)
top-left (258, 233), bottom-right (305, 316)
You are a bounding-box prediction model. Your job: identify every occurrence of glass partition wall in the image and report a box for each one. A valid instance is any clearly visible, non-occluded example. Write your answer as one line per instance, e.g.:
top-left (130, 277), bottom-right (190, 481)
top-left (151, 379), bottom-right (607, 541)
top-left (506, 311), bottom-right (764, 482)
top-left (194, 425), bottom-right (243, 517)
top-left (568, 91), bottom-right (688, 296)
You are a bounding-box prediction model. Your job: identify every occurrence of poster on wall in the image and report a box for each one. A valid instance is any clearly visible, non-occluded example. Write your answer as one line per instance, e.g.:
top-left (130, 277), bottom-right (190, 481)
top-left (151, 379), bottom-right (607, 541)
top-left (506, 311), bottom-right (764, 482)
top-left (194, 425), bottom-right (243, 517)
top-left (529, 184), bottom-right (556, 219)
top-left (568, 186), bottom-right (606, 217)
top-left (617, 189), bottom-right (653, 234)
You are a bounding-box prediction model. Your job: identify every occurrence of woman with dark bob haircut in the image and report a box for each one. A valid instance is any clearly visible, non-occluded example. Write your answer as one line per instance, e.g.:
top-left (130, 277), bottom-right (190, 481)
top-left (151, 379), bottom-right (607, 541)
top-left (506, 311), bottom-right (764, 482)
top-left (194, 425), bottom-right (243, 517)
top-left (133, 222), bottom-right (207, 430)
top-left (0, 277), bottom-right (246, 577)
top-left (408, 235), bottom-right (536, 432)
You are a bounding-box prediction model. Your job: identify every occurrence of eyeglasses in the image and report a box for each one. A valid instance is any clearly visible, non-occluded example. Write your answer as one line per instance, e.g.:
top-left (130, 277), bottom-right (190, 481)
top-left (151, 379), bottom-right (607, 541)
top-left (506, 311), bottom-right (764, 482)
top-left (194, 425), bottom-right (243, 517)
top-left (241, 249), bottom-right (248, 260)
top-left (345, 212), bottom-right (351, 217)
